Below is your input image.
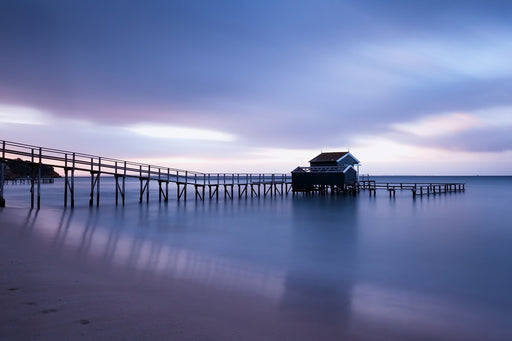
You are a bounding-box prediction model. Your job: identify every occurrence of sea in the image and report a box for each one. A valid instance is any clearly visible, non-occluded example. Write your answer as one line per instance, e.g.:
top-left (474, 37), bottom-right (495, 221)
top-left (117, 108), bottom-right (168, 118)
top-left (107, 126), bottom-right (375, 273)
top-left (1, 175), bottom-right (512, 339)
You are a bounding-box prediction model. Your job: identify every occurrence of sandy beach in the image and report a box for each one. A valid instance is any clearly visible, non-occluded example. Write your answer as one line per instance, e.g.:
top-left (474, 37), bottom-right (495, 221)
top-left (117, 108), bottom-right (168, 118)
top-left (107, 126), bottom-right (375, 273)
top-left (0, 208), bottom-right (353, 340)
top-left (2, 177), bottom-right (511, 341)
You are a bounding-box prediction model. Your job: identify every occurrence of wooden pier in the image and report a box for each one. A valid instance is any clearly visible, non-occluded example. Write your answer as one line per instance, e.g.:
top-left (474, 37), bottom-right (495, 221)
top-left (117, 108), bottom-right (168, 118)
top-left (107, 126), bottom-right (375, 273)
top-left (0, 140), bottom-right (292, 208)
top-left (358, 180), bottom-right (465, 198)
top-left (0, 140), bottom-right (466, 209)
top-left (3, 177), bottom-right (55, 185)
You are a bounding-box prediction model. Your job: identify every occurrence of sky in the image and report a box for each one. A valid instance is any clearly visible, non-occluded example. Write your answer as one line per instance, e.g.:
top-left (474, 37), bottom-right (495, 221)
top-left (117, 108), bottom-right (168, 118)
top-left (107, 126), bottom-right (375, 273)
top-left (1, 0), bottom-right (511, 175)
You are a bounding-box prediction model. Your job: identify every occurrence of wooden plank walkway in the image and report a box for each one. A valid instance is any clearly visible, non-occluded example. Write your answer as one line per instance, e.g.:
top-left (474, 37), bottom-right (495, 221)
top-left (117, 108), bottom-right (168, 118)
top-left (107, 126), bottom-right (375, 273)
top-left (0, 140), bottom-right (292, 208)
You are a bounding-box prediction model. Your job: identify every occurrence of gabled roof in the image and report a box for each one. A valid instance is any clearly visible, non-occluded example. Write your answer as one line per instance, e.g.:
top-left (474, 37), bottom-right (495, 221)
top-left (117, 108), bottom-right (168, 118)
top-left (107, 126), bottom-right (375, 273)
top-left (309, 151), bottom-right (360, 164)
top-left (309, 152), bottom-right (349, 163)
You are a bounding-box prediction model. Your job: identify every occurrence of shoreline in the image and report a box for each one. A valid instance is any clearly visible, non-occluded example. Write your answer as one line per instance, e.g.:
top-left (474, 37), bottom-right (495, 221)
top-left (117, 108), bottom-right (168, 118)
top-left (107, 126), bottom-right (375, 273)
top-left (0, 207), bottom-right (346, 340)
top-left (2, 181), bottom-right (511, 341)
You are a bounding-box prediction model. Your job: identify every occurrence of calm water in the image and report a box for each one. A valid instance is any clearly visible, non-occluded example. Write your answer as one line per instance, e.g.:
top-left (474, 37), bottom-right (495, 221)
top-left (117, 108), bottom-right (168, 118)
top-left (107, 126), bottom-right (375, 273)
top-left (2, 176), bottom-right (512, 339)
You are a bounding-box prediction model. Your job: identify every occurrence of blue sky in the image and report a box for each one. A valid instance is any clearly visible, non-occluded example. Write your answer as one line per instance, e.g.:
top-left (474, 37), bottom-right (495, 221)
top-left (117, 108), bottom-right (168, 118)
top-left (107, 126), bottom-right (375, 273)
top-left (1, 0), bottom-right (511, 174)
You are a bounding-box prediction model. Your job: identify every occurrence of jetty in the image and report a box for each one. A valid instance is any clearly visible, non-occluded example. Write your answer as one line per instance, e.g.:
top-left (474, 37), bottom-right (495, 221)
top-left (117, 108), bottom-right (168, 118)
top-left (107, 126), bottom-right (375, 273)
top-left (0, 140), bottom-right (465, 208)
top-left (359, 180), bottom-right (465, 198)
top-left (0, 140), bottom-right (292, 208)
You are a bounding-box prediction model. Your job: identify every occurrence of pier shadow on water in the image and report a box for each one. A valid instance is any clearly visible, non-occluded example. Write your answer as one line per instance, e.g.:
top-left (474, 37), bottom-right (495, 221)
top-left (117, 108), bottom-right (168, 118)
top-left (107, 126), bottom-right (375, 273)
top-left (280, 195), bottom-right (358, 328)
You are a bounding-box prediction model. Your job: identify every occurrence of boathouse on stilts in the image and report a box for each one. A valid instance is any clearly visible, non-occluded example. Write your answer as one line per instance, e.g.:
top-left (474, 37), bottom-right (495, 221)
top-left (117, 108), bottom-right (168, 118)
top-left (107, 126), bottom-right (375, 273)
top-left (291, 152), bottom-right (360, 194)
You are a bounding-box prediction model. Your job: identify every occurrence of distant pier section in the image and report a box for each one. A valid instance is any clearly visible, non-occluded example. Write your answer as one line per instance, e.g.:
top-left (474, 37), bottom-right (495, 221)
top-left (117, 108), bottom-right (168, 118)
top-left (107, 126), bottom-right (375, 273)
top-left (0, 140), bottom-right (465, 208)
top-left (359, 180), bottom-right (465, 198)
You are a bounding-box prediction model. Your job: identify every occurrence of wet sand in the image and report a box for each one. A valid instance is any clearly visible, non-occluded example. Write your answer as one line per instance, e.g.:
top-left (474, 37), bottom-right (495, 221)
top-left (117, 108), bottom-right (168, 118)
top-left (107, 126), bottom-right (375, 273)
top-left (2, 196), bottom-right (511, 341)
top-left (0, 209), bottom-right (351, 340)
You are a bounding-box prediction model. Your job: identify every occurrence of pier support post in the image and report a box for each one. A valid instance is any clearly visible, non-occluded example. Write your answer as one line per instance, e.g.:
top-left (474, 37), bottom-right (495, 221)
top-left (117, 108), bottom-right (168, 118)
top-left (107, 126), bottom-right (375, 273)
top-left (195, 185), bottom-right (205, 200)
top-left (37, 147), bottom-right (41, 209)
top-left (166, 168), bottom-right (169, 202)
top-left (96, 157), bottom-right (101, 206)
top-left (64, 154), bottom-right (68, 207)
top-left (89, 157), bottom-right (100, 207)
top-left (0, 141), bottom-right (5, 207)
top-left (177, 182), bottom-right (187, 201)
top-left (30, 149), bottom-right (35, 208)
top-left (115, 162), bottom-right (119, 205)
top-left (114, 161), bottom-right (126, 205)
top-left (238, 184), bottom-right (247, 198)
top-left (224, 185), bottom-right (233, 199)
top-left (286, 182), bottom-right (292, 195)
top-left (63, 153), bottom-right (75, 208)
top-left (158, 169), bottom-right (161, 202)
top-left (158, 169), bottom-right (168, 203)
top-left (71, 153), bottom-right (75, 207)
top-left (209, 185), bottom-right (218, 199)
top-left (158, 180), bottom-right (169, 202)
top-left (122, 162), bottom-right (126, 205)
top-left (138, 165), bottom-right (150, 204)
top-left (139, 177), bottom-right (149, 203)
top-left (115, 161), bottom-right (126, 206)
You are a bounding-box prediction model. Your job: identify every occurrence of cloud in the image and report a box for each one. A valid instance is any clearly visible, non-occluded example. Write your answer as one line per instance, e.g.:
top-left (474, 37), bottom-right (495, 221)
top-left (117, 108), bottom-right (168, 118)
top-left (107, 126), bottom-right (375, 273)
top-left (1, 1), bottom-right (512, 173)
top-left (354, 32), bottom-right (512, 82)
top-left (355, 106), bottom-right (512, 154)
top-left (391, 113), bottom-right (484, 137)
top-left (125, 123), bottom-right (236, 142)
top-left (0, 105), bottom-right (47, 125)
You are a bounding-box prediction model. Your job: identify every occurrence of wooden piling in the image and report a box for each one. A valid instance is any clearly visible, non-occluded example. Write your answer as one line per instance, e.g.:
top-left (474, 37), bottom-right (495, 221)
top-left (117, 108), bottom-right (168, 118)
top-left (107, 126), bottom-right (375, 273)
top-left (64, 154), bottom-right (68, 207)
top-left (97, 157), bottom-right (101, 207)
top-left (37, 147), bottom-right (41, 209)
top-left (0, 141), bottom-right (4, 207)
top-left (71, 153), bottom-right (75, 207)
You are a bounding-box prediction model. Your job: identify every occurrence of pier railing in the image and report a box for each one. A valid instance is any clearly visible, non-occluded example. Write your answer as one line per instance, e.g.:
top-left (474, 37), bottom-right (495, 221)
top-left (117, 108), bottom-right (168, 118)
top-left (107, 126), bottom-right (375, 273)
top-left (0, 140), bottom-right (292, 208)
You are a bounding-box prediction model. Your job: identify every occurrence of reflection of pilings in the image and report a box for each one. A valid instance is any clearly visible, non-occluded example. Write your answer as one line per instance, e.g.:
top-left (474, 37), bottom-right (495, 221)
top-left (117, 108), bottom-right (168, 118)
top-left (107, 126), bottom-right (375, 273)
top-left (52, 209), bottom-right (74, 252)
top-left (76, 210), bottom-right (99, 261)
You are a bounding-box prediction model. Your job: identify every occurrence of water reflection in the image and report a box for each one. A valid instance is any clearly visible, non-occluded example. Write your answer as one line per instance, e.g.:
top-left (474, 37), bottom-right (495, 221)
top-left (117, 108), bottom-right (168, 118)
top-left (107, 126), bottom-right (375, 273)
top-left (23, 204), bottom-right (286, 299)
top-left (5, 176), bottom-right (512, 340)
top-left (20, 208), bottom-right (39, 235)
top-left (51, 208), bottom-right (74, 252)
top-left (282, 195), bottom-right (358, 327)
